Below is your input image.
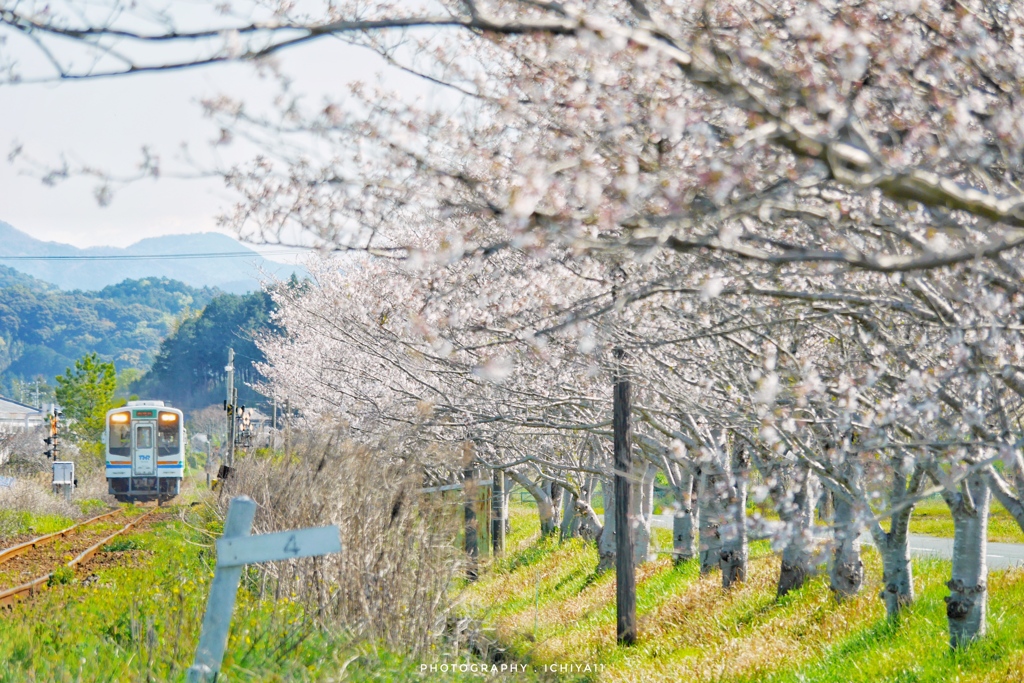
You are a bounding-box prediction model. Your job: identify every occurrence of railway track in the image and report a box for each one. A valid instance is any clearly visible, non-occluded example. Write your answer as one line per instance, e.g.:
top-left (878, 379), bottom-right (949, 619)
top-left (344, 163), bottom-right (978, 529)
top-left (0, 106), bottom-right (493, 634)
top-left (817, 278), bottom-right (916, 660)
top-left (0, 507), bottom-right (157, 606)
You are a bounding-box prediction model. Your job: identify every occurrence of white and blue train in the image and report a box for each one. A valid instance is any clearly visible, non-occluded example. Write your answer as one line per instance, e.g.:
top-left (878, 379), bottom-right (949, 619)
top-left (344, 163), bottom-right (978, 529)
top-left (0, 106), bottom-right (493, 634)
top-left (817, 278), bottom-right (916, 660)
top-left (104, 400), bottom-right (184, 502)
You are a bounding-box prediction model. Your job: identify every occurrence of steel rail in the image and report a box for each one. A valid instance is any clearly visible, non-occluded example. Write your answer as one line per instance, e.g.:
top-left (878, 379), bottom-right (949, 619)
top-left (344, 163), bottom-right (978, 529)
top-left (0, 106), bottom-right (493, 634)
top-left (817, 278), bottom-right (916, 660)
top-left (0, 507), bottom-right (124, 567)
top-left (0, 509), bottom-right (157, 607)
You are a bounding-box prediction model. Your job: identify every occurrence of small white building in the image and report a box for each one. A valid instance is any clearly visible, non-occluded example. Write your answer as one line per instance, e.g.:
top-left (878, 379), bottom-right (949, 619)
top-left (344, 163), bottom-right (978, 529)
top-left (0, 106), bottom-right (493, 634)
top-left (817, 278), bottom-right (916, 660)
top-left (0, 396), bottom-right (46, 467)
top-left (0, 396), bottom-right (46, 431)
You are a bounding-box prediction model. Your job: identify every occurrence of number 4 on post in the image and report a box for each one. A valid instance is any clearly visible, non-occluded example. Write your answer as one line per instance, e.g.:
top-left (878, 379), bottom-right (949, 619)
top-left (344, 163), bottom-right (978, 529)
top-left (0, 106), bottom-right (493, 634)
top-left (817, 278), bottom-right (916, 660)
top-left (187, 496), bottom-right (342, 683)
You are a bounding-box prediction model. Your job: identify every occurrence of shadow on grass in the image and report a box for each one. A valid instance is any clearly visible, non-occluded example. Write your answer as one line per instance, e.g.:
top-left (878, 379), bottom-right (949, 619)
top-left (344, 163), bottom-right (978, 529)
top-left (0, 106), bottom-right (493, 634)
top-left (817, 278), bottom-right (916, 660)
top-left (500, 536), bottom-right (561, 573)
top-left (553, 563), bottom-right (599, 594)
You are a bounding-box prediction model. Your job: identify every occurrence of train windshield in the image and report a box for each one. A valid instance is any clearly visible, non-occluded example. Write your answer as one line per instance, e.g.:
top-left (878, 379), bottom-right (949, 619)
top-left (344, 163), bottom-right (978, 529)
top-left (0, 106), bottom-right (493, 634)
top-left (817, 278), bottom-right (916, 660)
top-left (158, 412), bottom-right (181, 456)
top-left (136, 426), bottom-right (153, 449)
top-left (108, 414), bottom-right (131, 456)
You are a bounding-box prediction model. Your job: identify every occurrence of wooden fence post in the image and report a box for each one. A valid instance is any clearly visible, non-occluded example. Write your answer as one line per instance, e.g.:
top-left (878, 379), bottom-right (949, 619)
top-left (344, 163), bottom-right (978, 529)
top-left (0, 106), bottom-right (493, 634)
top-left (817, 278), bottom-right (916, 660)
top-left (492, 468), bottom-right (506, 556)
top-left (614, 347), bottom-right (637, 646)
top-left (463, 442), bottom-right (478, 580)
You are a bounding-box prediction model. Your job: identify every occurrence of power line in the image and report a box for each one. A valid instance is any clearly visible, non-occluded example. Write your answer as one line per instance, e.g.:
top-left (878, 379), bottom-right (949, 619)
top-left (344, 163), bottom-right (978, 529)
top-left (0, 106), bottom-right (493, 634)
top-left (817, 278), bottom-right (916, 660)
top-left (0, 251), bottom-right (302, 262)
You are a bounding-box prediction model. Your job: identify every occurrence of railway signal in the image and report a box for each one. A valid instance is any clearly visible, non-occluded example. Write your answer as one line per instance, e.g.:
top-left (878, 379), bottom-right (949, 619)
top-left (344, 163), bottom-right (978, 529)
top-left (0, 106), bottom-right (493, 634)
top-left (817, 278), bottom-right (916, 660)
top-left (43, 409), bottom-right (60, 459)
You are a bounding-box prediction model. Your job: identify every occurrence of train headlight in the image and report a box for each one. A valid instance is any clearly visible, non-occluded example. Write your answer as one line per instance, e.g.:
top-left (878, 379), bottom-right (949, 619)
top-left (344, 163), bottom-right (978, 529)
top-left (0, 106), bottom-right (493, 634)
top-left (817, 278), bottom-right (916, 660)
top-left (110, 413), bottom-right (129, 423)
top-left (159, 413), bottom-right (179, 422)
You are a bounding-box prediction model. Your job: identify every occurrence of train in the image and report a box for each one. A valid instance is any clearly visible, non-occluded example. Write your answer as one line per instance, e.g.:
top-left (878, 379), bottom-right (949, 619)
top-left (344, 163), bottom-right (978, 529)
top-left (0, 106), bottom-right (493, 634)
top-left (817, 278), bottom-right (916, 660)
top-left (104, 401), bottom-right (184, 502)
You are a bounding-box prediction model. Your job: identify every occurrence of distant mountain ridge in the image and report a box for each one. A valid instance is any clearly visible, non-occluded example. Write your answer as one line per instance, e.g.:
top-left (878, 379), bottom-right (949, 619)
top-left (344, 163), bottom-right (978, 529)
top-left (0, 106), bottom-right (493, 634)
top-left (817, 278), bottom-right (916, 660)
top-left (0, 222), bottom-right (304, 293)
top-left (0, 273), bottom-right (223, 387)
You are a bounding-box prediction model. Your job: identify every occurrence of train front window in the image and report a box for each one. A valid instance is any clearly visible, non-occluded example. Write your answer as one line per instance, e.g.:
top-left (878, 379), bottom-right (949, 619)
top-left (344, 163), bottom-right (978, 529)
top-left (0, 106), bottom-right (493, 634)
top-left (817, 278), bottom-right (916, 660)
top-left (158, 412), bottom-right (180, 456)
top-left (136, 426), bottom-right (153, 449)
top-left (109, 414), bottom-right (131, 456)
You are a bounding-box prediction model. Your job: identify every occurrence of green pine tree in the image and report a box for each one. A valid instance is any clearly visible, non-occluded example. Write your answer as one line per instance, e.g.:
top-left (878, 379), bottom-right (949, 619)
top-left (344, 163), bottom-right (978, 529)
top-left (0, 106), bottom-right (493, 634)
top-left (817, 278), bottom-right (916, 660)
top-left (55, 352), bottom-right (119, 441)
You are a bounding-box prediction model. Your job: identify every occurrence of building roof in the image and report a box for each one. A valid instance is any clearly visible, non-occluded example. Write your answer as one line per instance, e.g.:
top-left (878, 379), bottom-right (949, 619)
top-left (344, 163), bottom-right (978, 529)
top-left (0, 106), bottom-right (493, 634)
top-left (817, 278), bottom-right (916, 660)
top-left (0, 396), bottom-right (45, 418)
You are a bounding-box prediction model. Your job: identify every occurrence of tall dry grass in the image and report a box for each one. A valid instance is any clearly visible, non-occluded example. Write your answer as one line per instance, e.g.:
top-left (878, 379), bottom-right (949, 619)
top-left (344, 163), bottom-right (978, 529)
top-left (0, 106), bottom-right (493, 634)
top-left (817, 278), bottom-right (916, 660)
top-left (218, 429), bottom-right (463, 654)
top-left (0, 477), bottom-right (78, 523)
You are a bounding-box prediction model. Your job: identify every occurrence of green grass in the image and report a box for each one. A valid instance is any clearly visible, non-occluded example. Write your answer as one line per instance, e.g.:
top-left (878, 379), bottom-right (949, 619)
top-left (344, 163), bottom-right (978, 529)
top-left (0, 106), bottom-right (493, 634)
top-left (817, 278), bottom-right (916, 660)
top-left (907, 497), bottom-right (1024, 544)
top-left (100, 536), bottom-right (140, 552)
top-left (77, 498), bottom-right (112, 517)
top-left (0, 508), bottom-right (74, 538)
top-left (0, 505), bottom-right (503, 682)
top-left (461, 506), bottom-right (1024, 682)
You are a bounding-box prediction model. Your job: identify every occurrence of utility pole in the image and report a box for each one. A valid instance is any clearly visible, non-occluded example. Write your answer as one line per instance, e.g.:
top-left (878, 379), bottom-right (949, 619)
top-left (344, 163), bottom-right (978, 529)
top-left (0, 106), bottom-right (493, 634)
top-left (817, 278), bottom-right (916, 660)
top-left (225, 349), bottom-right (236, 469)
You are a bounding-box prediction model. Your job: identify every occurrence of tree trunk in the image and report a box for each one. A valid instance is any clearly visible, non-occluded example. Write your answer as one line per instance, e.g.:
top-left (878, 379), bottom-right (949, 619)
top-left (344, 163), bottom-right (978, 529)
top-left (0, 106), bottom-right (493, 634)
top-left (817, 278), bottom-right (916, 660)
top-left (672, 470), bottom-right (697, 563)
top-left (698, 471), bottom-right (722, 575)
top-left (870, 503), bottom-right (915, 619)
top-left (559, 487), bottom-right (580, 540)
top-left (818, 489), bottom-right (835, 523)
top-left (872, 463), bottom-right (926, 619)
top-left (597, 478), bottom-right (616, 572)
top-left (507, 471), bottom-right (557, 536)
top-left (777, 467), bottom-right (820, 598)
top-left (574, 497), bottom-right (603, 544)
top-left (879, 538), bottom-right (913, 619)
top-left (829, 494), bottom-right (864, 599)
top-left (947, 472), bottom-right (990, 649)
top-left (720, 444), bottom-right (748, 588)
top-left (504, 472), bottom-right (513, 535)
top-left (630, 462), bottom-right (655, 565)
top-left (544, 481), bottom-right (563, 530)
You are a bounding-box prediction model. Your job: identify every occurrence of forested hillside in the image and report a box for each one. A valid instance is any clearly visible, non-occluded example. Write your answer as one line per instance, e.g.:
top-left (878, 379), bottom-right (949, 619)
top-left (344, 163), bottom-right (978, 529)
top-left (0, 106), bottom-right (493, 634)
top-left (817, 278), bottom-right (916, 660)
top-left (0, 266), bottom-right (220, 389)
top-left (132, 289), bottom-right (278, 412)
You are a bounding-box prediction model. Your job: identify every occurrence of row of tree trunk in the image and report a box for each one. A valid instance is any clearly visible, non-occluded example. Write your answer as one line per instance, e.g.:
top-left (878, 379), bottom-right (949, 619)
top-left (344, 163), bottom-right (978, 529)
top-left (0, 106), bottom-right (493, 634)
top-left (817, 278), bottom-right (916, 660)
top-left (496, 440), bottom-right (998, 651)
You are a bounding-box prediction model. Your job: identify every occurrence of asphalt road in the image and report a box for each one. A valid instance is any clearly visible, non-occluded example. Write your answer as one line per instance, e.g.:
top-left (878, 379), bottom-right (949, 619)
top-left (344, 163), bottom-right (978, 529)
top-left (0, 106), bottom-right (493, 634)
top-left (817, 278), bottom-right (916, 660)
top-left (649, 514), bottom-right (1024, 570)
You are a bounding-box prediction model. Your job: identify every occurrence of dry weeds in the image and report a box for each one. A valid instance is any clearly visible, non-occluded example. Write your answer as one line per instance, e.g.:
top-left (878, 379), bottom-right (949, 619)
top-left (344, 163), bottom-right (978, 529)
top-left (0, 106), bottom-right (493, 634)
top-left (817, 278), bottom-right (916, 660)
top-left (217, 428), bottom-right (463, 655)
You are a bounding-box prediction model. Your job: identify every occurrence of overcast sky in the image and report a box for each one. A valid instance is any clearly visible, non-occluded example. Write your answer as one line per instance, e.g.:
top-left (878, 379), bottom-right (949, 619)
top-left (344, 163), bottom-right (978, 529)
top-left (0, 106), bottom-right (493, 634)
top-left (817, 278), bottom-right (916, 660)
top-left (0, 13), bottom-right (424, 259)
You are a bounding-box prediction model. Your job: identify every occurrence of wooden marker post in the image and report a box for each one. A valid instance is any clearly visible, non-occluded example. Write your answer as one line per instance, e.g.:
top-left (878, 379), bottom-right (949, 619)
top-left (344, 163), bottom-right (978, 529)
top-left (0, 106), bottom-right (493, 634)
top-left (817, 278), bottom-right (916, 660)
top-left (491, 468), bottom-right (505, 556)
top-left (613, 348), bottom-right (637, 646)
top-left (463, 442), bottom-right (479, 580)
top-left (187, 496), bottom-right (341, 682)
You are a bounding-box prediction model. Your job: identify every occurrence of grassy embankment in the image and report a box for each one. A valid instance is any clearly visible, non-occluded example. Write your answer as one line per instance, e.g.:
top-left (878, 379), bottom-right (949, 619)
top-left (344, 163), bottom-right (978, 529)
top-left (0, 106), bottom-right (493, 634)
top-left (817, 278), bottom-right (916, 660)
top-left (0, 498), bottom-right (498, 682)
top-left (461, 504), bottom-right (1024, 683)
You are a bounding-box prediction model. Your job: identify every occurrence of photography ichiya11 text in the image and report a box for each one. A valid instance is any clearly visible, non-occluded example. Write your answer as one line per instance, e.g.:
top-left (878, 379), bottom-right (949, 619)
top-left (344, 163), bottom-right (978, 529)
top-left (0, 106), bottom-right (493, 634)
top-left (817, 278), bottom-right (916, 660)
top-left (420, 662), bottom-right (607, 676)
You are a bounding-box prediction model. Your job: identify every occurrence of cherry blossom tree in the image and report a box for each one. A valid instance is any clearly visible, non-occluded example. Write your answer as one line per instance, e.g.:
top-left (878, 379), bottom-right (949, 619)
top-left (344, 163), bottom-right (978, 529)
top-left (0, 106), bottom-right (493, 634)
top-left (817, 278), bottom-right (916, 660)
top-left (11, 0), bottom-right (1024, 650)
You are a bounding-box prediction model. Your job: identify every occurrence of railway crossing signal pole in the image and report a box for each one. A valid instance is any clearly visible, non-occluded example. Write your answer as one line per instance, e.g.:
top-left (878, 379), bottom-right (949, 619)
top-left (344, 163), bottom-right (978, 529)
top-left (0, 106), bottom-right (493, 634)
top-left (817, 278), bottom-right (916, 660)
top-left (613, 347), bottom-right (637, 646)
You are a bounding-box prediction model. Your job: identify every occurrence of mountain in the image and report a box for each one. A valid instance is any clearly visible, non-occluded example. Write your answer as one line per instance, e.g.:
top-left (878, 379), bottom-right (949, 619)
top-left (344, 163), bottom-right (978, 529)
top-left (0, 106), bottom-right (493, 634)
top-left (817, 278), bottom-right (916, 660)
top-left (0, 222), bottom-right (305, 293)
top-left (0, 275), bottom-right (222, 386)
top-left (133, 289), bottom-right (279, 412)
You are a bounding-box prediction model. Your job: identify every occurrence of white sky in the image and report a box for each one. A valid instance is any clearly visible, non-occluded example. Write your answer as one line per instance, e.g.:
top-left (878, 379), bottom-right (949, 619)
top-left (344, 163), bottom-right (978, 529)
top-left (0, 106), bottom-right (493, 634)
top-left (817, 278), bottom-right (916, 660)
top-left (0, 13), bottom-right (429, 258)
